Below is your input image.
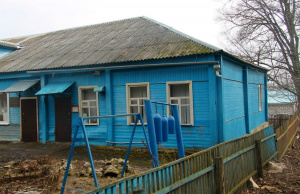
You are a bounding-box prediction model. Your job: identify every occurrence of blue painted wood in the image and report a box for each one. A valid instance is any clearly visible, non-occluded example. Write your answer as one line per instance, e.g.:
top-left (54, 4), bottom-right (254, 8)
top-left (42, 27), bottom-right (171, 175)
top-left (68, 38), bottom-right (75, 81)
top-left (39, 75), bottom-right (48, 143)
top-left (208, 65), bottom-right (218, 144)
top-left (105, 69), bottom-right (114, 143)
top-left (216, 55), bottom-right (225, 142)
top-left (243, 67), bottom-right (250, 134)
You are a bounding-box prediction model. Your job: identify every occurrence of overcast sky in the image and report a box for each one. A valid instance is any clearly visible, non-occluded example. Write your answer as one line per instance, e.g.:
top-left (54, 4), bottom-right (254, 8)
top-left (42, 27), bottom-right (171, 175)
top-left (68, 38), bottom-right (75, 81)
top-left (0, 0), bottom-right (224, 48)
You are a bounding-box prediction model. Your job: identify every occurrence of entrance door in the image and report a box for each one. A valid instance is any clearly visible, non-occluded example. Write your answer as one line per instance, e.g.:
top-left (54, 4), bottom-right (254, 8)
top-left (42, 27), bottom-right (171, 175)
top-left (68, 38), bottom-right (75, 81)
top-left (21, 98), bottom-right (38, 142)
top-left (55, 97), bottom-right (72, 142)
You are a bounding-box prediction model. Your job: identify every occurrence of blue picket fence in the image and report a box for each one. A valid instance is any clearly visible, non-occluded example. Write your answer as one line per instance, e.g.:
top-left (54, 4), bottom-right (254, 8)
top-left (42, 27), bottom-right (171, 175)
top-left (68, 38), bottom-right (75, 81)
top-left (87, 125), bottom-right (277, 193)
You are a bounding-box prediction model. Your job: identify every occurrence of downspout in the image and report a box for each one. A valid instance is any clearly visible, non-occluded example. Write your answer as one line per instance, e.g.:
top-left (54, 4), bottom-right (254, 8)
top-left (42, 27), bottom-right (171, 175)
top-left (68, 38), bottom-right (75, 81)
top-left (215, 56), bottom-right (225, 143)
top-left (213, 64), bottom-right (222, 78)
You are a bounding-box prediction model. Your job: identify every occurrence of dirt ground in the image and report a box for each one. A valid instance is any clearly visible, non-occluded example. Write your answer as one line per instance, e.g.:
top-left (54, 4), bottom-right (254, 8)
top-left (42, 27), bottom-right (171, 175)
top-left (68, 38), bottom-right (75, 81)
top-left (0, 142), bottom-right (179, 193)
top-left (242, 132), bottom-right (300, 194)
top-left (1, 132), bottom-right (299, 194)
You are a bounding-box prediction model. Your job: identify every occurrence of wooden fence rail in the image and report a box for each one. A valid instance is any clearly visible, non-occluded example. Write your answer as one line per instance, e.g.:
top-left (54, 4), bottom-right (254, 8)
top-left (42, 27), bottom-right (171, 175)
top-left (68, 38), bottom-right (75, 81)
top-left (87, 126), bottom-right (277, 194)
top-left (275, 112), bottom-right (299, 159)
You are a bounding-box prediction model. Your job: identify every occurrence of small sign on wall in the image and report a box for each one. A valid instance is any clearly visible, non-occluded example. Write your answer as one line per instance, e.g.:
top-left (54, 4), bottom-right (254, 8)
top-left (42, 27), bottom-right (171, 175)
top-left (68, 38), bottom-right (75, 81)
top-left (71, 105), bottom-right (79, 113)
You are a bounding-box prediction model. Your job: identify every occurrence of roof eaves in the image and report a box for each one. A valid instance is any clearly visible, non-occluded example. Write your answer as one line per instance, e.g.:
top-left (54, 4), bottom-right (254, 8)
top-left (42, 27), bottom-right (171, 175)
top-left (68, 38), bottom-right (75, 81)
top-left (220, 50), bottom-right (269, 72)
top-left (0, 41), bottom-right (20, 49)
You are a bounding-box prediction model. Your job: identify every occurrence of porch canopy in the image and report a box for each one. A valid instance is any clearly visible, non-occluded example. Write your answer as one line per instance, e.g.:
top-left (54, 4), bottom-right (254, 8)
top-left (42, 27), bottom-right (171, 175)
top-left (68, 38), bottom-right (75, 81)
top-left (35, 82), bottom-right (74, 95)
top-left (4, 79), bottom-right (40, 93)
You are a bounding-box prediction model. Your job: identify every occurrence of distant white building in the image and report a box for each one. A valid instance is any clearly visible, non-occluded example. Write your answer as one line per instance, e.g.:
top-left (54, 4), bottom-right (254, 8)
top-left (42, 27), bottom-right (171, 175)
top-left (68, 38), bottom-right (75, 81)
top-left (268, 90), bottom-right (297, 115)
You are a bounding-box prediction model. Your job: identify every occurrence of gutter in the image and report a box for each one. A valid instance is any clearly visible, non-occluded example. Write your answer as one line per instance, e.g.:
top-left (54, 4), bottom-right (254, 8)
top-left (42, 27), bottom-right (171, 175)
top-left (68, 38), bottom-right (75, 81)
top-left (26, 61), bottom-right (219, 74)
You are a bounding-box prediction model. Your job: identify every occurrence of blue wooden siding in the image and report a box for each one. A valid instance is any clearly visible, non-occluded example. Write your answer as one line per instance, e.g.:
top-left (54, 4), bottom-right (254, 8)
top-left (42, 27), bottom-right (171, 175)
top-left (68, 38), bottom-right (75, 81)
top-left (222, 59), bottom-right (246, 141)
top-left (111, 64), bottom-right (213, 149)
top-left (39, 72), bottom-right (107, 144)
top-left (248, 69), bottom-right (266, 131)
top-left (221, 58), bottom-right (267, 141)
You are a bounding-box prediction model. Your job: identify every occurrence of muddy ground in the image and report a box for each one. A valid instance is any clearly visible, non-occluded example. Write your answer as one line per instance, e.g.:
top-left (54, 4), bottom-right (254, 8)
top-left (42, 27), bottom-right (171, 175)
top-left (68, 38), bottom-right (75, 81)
top-left (0, 142), bottom-right (180, 193)
top-left (1, 133), bottom-right (300, 194)
top-left (242, 132), bottom-right (300, 194)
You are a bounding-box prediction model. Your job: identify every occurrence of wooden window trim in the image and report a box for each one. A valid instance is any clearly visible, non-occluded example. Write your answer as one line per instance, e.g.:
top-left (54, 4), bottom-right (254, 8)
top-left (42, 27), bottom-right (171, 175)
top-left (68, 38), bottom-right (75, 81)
top-left (126, 82), bottom-right (150, 125)
top-left (166, 81), bottom-right (194, 126)
top-left (0, 93), bottom-right (10, 125)
top-left (78, 86), bottom-right (99, 125)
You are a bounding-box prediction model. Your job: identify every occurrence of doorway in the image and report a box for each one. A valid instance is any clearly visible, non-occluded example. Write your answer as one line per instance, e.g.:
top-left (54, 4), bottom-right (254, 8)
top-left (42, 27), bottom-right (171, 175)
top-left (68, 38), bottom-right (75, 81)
top-left (55, 97), bottom-right (72, 142)
top-left (21, 98), bottom-right (38, 142)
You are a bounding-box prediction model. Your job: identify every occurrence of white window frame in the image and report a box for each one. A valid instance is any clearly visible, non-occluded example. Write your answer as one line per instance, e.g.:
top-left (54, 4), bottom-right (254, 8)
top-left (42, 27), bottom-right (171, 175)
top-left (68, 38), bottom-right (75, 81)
top-left (78, 86), bottom-right (99, 125)
top-left (258, 83), bottom-right (263, 111)
top-left (126, 82), bottom-right (150, 125)
top-left (0, 92), bottom-right (9, 125)
top-left (166, 81), bottom-right (194, 126)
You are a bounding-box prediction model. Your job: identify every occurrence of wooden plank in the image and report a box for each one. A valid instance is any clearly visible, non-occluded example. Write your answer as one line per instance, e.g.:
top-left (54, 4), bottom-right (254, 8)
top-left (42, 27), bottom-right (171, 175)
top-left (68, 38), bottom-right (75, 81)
top-left (215, 157), bottom-right (225, 194)
top-left (155, 166), bottom-right (214, 194)
top-left (255, 140), bottom-right (263, 178)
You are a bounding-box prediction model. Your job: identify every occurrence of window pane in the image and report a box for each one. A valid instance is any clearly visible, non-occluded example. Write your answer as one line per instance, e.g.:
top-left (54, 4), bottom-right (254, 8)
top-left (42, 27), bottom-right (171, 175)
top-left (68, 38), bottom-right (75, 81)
top-left (170, 84), bottom-right (189, 97)
top-left (131, 100), bottom-right (138, 105)
top-left (139, 99), bottom-right (145, 105)
top-left (90, 107), bottom-right (97, 117)
top-left (82, 89), bottom-right (96, 100)
top-left (82, 102), bottom-right (88, 107)
top-left (0, 94), bottom-right (8, 122)
top-left (181, 106), bottom-right (190, 125)
top-left (90, 101), bottom-right (97, 107)
top-left (130, 106), bottom-right (138, 114)
top-left (82, 108), bottom-right (89, 117)
top-left (130, 86), bottom-right (147, 98)
top-left (181, 98), bottom-right (190, 105)
top-left (171, 99), bottom-right (178, 104)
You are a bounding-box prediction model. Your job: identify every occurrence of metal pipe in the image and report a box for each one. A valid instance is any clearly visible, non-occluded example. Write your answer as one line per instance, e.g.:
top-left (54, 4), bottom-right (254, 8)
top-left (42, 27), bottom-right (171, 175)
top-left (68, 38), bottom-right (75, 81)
top-left (26, 61), bottom-right (219, 74)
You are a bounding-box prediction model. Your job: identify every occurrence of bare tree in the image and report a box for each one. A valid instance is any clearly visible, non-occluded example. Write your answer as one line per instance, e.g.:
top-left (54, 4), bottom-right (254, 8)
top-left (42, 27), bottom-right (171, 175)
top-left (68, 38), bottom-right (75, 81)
top-left (218, 0), bottom-right (299, 105)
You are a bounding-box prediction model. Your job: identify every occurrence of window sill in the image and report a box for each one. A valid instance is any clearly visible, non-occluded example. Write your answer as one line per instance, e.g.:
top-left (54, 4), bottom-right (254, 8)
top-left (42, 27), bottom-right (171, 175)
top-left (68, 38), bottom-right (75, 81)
top-left (0, 123), bottom-right (10, 126)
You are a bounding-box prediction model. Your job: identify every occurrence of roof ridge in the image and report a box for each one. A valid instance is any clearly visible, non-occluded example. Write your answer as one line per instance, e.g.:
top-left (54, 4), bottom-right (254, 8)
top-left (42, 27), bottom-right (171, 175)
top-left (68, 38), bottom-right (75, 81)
top-left (142, 16), bottom-right (221, 51)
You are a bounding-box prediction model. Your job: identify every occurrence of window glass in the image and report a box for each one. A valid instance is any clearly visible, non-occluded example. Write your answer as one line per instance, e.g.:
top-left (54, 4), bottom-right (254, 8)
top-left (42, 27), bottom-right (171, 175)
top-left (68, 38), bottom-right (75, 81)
top-left (259, 84), bottom-right (263, 111)
top-left (168, 82), bottom-right (193, 125)
top-left (130, 87), bottom-right (147, 98)
top-left (170, 84), bottom-right (189, 97)
top-left (82, 89), bottom-right (96, 100)
top-left (127, 83), bottom-right (149, 124)
top-left (0, 93), bottom-right (9, 124)
top-left (79, 87), bottom-right (98, 125)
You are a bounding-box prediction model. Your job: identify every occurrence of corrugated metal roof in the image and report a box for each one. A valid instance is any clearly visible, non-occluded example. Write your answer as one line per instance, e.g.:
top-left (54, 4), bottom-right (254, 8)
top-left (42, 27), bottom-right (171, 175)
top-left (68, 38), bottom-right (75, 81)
top-left (0, 17), bottom-right (221, 73)
top-left (4, 80), bottom-right (40, 93)
top-left (35, 82), bottom-right (74, 95)
top-left (0, 41), bottom-right (19, 49)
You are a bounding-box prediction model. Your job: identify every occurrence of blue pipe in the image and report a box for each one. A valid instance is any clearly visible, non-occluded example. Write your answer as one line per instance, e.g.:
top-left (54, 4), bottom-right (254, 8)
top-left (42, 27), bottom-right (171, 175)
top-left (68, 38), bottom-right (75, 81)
top-left (145, 100), bottom-right (159, 167)
top-left (121, 114), bottom-right (139, 177)
top-left (60, 118), bottom-right (81, 194)
top-left (172, 105), bottom-right (185, 158)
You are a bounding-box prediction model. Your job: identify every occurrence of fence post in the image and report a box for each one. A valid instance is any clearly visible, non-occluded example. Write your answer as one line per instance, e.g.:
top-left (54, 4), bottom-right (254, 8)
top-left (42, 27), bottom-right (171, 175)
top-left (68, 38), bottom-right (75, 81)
top-left (215, 157), bottom-right (225, 194)
top-left (255, 140), bottom-right (264, 178)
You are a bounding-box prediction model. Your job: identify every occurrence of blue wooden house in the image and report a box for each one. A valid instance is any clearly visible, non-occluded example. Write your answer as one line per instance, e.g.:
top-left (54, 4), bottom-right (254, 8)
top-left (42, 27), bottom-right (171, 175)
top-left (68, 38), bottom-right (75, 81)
top-left (0, 17), bottom-right (268, 148)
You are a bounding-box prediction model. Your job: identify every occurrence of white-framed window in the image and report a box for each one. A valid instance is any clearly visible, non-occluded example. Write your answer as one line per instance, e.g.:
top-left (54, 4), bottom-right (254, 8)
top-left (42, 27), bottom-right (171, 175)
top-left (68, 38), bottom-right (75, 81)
top-left (78, 86), bottom-right (99, 125)
top-left (126, 82), bottom-right (150, 125)
top-left (167, 81), bottom-right (194, 125)
top-left (0, 93), bottom-right (9, 125)
top-left (258, 84), bottom-right (263, 111)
